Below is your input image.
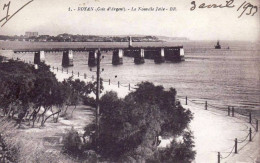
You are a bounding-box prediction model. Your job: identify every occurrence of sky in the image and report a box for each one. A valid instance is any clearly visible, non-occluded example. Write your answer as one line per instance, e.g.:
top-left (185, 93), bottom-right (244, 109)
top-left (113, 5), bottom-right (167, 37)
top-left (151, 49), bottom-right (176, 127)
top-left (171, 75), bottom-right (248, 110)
top-left (0, 0), bottom-right (259, 41)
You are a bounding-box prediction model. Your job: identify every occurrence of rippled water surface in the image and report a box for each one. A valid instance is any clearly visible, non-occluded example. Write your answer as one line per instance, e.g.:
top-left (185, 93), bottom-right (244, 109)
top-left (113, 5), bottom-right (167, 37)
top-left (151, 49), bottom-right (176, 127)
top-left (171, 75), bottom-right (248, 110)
top-left (1, 41), bottom-right (259, 111)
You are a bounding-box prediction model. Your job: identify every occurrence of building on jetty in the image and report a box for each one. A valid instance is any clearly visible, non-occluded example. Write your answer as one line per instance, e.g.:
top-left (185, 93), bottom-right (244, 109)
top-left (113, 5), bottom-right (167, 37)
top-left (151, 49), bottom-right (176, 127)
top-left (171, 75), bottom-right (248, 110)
top-left (124, 46), bottom-right (184, 63)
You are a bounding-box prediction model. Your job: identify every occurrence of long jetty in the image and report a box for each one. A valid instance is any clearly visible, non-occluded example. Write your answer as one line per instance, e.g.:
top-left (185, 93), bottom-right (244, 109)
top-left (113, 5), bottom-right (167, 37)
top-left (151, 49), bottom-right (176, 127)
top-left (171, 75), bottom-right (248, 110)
top-left (11, 37), bottom-right (185, 66)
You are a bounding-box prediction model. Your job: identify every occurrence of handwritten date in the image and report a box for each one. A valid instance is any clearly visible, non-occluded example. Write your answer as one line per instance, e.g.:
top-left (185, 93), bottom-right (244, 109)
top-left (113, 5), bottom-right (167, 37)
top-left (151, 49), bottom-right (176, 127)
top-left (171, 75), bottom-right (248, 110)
top-left (237, 1), bottom-right (258, 18)
top-left (190, 0), bottom-right (258, 18)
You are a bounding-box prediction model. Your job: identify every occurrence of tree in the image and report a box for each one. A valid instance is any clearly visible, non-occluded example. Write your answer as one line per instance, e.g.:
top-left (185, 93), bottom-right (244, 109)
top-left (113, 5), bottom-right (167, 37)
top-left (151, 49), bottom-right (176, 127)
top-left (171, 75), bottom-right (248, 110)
top-left (62, 77), bottom-right (94, 116)
top-left (29, 63), bottom-right (65, 126)
top-left (0, 60), bottom-right (36, 126)
top-left (42, 82), bottom-right (69, 124)
top-left (0, 59), bottom-right (103, 128)
top-left (0, 59), bottom-right (99, 127)
top-left (84, 82), bottom-right (195, 162)
top-left (0, 61), bottom-right (70, 127)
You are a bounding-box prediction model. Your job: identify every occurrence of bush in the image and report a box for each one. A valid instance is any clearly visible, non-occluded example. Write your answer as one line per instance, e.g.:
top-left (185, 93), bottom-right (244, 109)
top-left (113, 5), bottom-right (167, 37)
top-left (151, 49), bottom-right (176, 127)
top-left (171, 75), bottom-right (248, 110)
top-left (148, 131), bottom-right (196, 163)
top-left (82, 96), bottom-right (96, 107)
top-left (0, 119), bottom-right (20, 162)
top-left (62, 127), bottom-right (83, 156)
top-left (62, 127), bottom-right (101, 162)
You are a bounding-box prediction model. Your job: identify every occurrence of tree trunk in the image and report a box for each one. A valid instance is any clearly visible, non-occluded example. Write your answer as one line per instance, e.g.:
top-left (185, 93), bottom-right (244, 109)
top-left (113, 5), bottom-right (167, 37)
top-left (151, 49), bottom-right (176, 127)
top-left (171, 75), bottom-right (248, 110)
top-left (55, 111), bottom-right (60, 123)
top-left (28, 108), bottom-right (36, 122)
top-left (54, 108), bottom-right (61, 122)
top-left (71, 105), bottom-right (77, 116)
top-left (50, 106), bottom-right (53, 114)
top-left (3, 108), bottom-right (7, 116)
top-left (28, 110), bottom-right (35, 125)
top-left (37, 111), bottom-right (42, 123)
top-left (17, 112), bottom-right (26, 129)
top-left (64, 105), bottom-right (69, 114)
top-left (32, 119), bottom-right (36, 128)
top-left (11, 111), bottom-right (15, 119)
top-left (24, 110), bottom-right (29, 121)
top-left (41, 107), bottom-right (49, 127)
top-left (32, 107), bottom-right (41, 128)
top-left (43, 109), bottom-right (61, 124)
top-left (7, 104), bottom-right (13, 118)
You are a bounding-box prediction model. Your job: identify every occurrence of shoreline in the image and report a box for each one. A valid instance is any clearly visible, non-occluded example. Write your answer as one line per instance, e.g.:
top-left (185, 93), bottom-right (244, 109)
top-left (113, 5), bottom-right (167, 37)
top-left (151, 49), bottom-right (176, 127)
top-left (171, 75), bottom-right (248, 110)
top-left (0, 55), bottom-right (259, 162)
top-left (51, 67), bottom-right (259, 163)
top-left (51, 67), bottom-right (132, 98)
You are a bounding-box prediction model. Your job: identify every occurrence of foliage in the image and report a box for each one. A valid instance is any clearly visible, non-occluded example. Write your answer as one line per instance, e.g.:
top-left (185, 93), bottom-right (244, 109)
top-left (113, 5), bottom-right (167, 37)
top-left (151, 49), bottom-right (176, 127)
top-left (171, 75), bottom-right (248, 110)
top-left (62, 127), bottom-right (83, 156)
top-left (25, 63), bottom-right (67, 126)
top-left (84, 82), bottom-right (195, 162)
top-left (0, 60), bottom-right (95, 127)
top-left (148, 131), bottom-right (196, 163)
top-left (62, 126), bottom-right (101, 162)
top-left (82, 96), bottom-right (96, 107)
top-left (92, 78), bottom-right (104, 95)
top-left (0, 119), bottom-right (20, 162)
top-left (0, 60), bottom-right (36, 119)
top-left (31, 63), bottom-right (64, 108)
top-left (0, 59), bottom-right (195, 162)
top-left (61, 77), bottom-right (97, 116)
top-left (0, 59), bottom-right (102, 162)
top-left (0, 55), bottom-right (6, 62)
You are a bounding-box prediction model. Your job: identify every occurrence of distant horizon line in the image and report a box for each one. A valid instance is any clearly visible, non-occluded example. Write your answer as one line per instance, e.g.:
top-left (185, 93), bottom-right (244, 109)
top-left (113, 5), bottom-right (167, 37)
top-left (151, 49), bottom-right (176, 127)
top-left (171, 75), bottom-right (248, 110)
top-left (1, 33), bottom-right (259, 42)
top-left (2, 33), bottom-right (188, 38)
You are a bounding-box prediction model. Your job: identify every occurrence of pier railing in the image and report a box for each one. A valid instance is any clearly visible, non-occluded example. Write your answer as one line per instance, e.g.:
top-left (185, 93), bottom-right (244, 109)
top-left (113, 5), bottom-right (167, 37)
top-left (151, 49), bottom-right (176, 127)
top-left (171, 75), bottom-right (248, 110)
top-left (15, 58), bottom-right (259, 163)
top-left (179, 95), bottom-right (258, 162)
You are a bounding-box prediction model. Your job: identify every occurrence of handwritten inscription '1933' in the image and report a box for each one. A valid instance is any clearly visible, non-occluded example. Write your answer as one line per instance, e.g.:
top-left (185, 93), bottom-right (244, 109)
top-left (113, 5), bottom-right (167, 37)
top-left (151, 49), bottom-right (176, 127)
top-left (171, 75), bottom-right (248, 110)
top-left (190, 0), bottom-right (258, 18)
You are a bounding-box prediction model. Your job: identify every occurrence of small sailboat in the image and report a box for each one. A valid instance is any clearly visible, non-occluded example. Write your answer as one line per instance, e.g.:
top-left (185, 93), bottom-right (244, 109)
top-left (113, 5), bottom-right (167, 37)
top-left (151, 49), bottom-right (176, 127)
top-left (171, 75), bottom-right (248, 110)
top-left (215, 40), bottom-right (221, 49)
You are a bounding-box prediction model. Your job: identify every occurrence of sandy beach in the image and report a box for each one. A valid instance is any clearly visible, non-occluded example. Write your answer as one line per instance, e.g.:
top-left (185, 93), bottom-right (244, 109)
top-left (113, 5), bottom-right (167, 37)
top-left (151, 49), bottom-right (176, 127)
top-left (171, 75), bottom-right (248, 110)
top-left (51, 67), bottom-right (259, 163)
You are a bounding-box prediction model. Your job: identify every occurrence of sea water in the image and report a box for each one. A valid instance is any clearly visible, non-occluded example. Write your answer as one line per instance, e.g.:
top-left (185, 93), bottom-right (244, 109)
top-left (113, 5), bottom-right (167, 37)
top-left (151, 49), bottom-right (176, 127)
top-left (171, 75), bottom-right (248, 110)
top-left (1, 41), bottom-right (259, 112)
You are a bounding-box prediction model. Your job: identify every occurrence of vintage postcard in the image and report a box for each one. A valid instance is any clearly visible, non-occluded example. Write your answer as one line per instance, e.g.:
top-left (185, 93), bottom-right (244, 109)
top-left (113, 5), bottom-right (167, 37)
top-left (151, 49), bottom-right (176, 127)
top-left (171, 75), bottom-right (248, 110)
top-left (0, 0), bottom-right (259, 162)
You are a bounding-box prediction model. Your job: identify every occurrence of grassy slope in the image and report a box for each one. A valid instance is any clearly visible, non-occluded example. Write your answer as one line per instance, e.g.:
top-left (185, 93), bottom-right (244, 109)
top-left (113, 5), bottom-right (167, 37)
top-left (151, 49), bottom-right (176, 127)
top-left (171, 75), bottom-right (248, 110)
top-left (0, 105), bottom-right (94, 162)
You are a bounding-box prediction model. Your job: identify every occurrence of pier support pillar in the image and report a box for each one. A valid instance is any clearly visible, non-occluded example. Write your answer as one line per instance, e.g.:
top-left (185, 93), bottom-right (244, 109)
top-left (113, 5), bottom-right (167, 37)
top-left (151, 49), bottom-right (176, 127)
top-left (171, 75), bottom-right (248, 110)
top-left (128, 36), bottom-right (132, 48)
top-left (154, 48), bottom-right (165, 63)
top-left (134, 48), bottom-right (145, 64)
top-left (112, 49), bottom-right (123, 65)
top-left (34, 51), bottom-right (45, 64)
top-left (88, 50), bottom-right (97, 66)
top-left (165, 47), bottom-right (185, 62)
top-left (62, 50), bottom-right (74, 67)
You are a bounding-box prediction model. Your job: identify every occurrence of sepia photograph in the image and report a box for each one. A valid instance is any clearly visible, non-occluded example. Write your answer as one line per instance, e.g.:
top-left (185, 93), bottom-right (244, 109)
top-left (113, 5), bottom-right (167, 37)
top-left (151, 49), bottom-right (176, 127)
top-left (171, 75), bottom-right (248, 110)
top-left (0, 0), bottom-right (259, 162)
